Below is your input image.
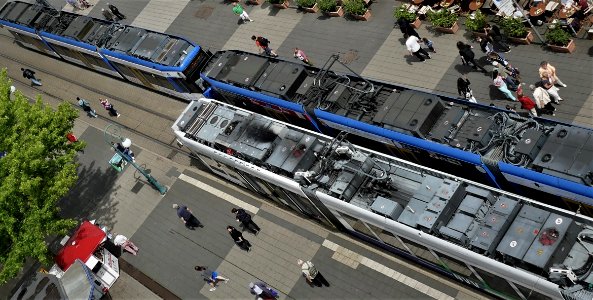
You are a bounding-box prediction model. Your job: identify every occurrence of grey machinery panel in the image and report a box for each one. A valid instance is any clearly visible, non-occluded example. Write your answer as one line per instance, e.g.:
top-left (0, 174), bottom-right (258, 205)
top-left (371, 196), bottom-right (404, 220)
top-left (497, 206), bottom-right (550, 260)
top-left (523, 214), bottom-right (577, 268)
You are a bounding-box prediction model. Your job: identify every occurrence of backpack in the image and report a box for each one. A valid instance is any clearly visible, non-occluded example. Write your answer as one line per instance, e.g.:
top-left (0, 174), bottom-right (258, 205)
top-left (257, 36), bottom-right (270, 47)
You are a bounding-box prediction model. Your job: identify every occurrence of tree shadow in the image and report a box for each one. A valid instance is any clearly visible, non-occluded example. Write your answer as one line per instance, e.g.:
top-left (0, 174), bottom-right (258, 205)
top-left (58, 159), bottom-right (120, 227)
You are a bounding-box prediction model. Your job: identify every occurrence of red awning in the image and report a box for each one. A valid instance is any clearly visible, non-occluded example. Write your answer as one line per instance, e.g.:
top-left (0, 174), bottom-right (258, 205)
top-left (55, 221), bottom-right (106, 271)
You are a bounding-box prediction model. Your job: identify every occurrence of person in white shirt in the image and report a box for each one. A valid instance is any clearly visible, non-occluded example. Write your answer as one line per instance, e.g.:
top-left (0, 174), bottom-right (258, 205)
top-left (297, 259), bottom-right (330, 287)
top-left (405, 36), bottom-right (431, 62)
top-left (113, 234), bottom-right (139, 255)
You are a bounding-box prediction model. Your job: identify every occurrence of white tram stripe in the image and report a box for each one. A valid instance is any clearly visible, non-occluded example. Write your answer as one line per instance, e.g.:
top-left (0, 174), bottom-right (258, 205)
top-left (322, 239), bottom-right (455, 300)
top-left (178, 174), bottom-right (259, 214)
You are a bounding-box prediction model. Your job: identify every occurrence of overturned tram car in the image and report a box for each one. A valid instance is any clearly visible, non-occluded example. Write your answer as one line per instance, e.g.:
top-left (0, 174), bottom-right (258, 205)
top-left (174, 98), bottom-right (593, 300)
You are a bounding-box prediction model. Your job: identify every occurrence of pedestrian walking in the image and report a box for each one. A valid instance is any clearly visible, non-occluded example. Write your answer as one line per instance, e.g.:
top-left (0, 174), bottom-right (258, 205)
top-left (476, 36), bottom-right (493, 54)
top-left (529, 84), bottom-right (556, 116)
top-left (252, 35), bottom-right (278, 57)
top-left (297, 259), bottom-right (330, 287)
top-left (484, 24), bottom-right (510, 53)
top-left (457, 42), bottom-right (486, 72)
top-left (231, 208), bottom-right (260, 234)
top-left (457, 75), bottom-right (477, 103)
top-left (405, 35), bottom-right (430, 62)
top-left (536, 78), bottom-right (564, 104)
top-left (233, 2), bottom-right (253, 23)
top-left (397, 19), bottom-right (419, 39)
top-left (65, 0), bottom-right (79, 9)
top-left (101, 8), bottom-right (115, 21)
top-left (78, 0), bottom-right (92, 9)
top-left (195, 266), bottom-right (229, 292)
top-left (113, 234), bottom-right (139, 255)
top-left (421, 37), bottom-right (436, 53)
top-left (492, 62), bottom-right (518, 91)
top-left (492, 70), bottom-right (516, 101)
top-left (538, 61), bottom-right (566, 88)
top-left (173, 204), bottom-right (204, 229)
top-left (227, 225), bottom-right (251, 251)
top-left (21, 68), bottom-right (42, 86)
top-left (516, 90), bottom-right (538, 117)
top-left (77, 97), bottom-right (98, 118)
top-left (249, 282), bottom-right (278, 299)
top-left (293, 48), bottom-right (313, 66)
top-left (107, 3), bottom-right (126, 20)
top-left (99, 98), bottom-right (121, 117)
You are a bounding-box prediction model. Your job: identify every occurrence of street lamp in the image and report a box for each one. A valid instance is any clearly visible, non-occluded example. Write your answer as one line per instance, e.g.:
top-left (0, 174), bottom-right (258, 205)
top-left (103, 124), bottom-right (168, 195)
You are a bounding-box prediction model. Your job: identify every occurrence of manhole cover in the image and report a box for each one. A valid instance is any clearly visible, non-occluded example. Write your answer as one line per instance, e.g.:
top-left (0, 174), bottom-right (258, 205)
top-left (195, 5), bottom-right (214, 19)
top-left (339, 49), bottom-right (359, 65)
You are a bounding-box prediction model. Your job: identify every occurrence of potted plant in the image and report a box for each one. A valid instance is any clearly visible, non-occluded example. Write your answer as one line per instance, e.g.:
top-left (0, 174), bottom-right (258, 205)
top-left (464, 10), bottom-right (487, 37)
top-left (394, 5), bottom-right (420, 28)
top-left (318, 0), bottom-right (344, 16)
top-left (427, 9), bottom-right (459, 33)
top-left (344, 0), bottom-right (370, 20)
top-left (545, 27), bottom-right (575, 53)
top-left (268, 0), bottom-right (290, 8)
top-left (247, 0), bottom-right (264, 5)
top-left (297, 0), bottom-right (318, 12)
top-left (499, 17), bottom-right (533, 45)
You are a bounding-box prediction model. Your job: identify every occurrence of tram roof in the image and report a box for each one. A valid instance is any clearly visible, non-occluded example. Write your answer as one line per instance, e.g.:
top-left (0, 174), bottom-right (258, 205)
top-left (173, 99), bottom-right (593, 299)
top-left (0, 1), bottom-right (197, 68)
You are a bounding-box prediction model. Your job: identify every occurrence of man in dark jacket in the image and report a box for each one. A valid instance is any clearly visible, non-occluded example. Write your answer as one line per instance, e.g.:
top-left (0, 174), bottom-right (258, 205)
top-left (173, 203), bottom-right (203, 229)
top-left (21, 68), bottom-right (42, 86)
top-left (456, 42), bottom-right (487, 73)
top-left (107, 3), bottom-right (126, 20)
top-left (232, 208), bottom-right (260, 234)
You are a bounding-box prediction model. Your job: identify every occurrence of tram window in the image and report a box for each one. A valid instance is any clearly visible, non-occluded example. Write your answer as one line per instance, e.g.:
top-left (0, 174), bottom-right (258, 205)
top-left (398, 237), bottom-right (440, 264)
top-left (473, 267), bottom-right (520, 299)
top-left (378, 230), bottom-right (409, 253)
top-left (51, 44), bottom-right (75, 59)
top-left (515, 283), bottom-right (552, 300)
top-left (338, 213), bottom-right (381, 241)
top-left (110, 62), bottom-right (137, 78)
top-left (80, 53), bottom-right (110, 69)
top-left (15, 34), bottom-right (45, 50)
top-left (433, 251), bottom-right (473, 278)
top-left (138, 70), bottom-right (175, 90)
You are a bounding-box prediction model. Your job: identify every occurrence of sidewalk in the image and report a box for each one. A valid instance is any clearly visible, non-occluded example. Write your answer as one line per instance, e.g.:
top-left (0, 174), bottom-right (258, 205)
top-left (69, 120), bottom-right (490, 299)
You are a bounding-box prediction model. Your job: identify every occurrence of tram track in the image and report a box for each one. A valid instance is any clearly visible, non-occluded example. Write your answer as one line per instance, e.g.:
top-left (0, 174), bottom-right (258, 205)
top-left (0, 31), bottom-right (196, 161)
top-left (0, 31), bottom-right (179, 123)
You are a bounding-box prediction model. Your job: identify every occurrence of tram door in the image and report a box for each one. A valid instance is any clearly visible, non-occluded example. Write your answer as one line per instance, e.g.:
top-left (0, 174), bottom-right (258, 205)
top-left (192, 153), bottom-right (248, 188)
top-left (233, 171), bottom-right (335, 227)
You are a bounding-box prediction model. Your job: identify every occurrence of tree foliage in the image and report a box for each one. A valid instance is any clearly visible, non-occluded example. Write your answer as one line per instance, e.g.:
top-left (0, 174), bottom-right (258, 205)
top-left (0, 68), bottom-right (85, 283)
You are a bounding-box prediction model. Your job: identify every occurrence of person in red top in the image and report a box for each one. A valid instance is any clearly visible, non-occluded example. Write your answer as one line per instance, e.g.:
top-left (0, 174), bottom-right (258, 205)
top-left (517, 89), bottom-right (537, 117)
top-left (251, 35), bottom-right (277, 57)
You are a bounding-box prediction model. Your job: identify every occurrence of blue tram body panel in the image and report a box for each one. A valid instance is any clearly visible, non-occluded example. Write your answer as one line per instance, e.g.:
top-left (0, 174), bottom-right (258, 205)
top-left (0, 1), bottom-right (209, 97)
top-left (499, 162), bottom-right (593, 206)
top-left (199, 50), bottom-right (593, 210)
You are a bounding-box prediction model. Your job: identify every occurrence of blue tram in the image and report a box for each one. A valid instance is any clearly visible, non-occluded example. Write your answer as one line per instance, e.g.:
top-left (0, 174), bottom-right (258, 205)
top-left (0, 1), bottom-right (211, 99)
top-left (174, 98), bottom-right (593, 300)
top-left (199, 50), bottom-right (593, 213)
